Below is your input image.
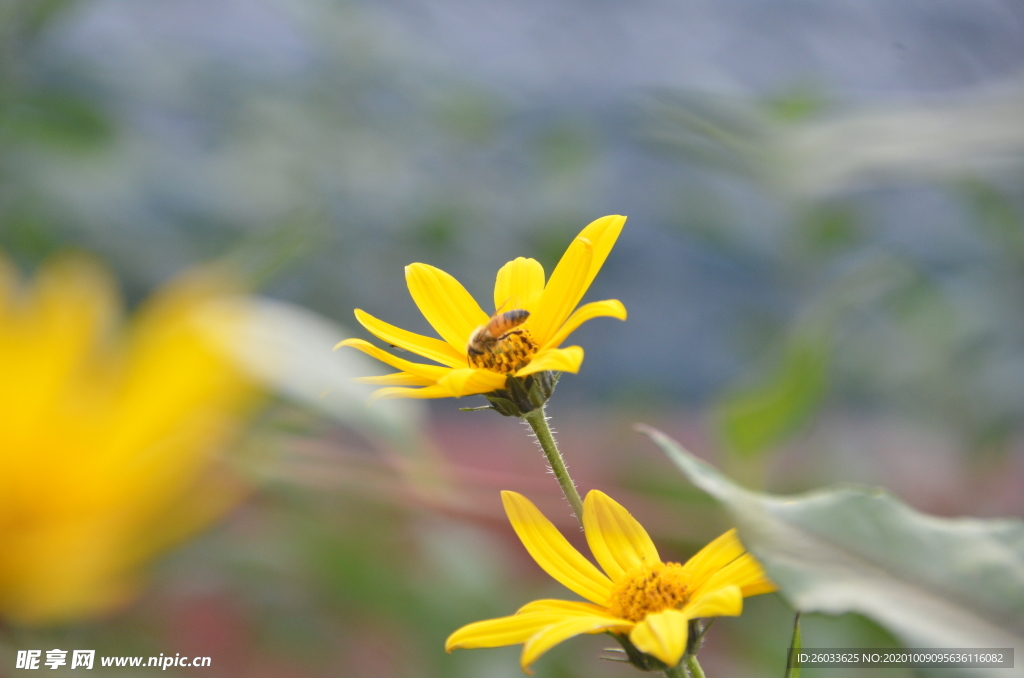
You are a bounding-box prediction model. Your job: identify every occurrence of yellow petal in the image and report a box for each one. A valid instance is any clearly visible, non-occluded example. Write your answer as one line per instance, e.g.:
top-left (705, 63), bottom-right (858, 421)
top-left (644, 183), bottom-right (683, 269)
top-left (683, 584), bottom-right (743, 618)
top-left (515, 599), bottom-right (609, 616)
top-left (405, 263), bottom-right (489, 352)
top-left (575, 215), bottom-right (626, 300)
top-left (494, 257), bottom-right (545, 314)
top-left (582, 490), bottom-right (660, 581)
top-left (353, 308), bottom-right (465, 367)
top-left (529, 236), bottom-right (593, 346)
top-left (680, 528), bottom-right (744, 591)
top-left (692, 553), bottom-right (777, 601)
top-left (629, 609), bottom-right (689, 668)
top-left (521, 615), bottom-right (631, 674)
top-left (514, 346), bottom-right (584, 378)
top-left (501, 491), bottom-right (613, 605)
top-left (353, 372), bottom-right (435, 386)
top-left (367, 384), bottom-right (454, 401)
top-left (436, 367), bottom-right (508, 397)
top-left (0, 256), bottom-right (118, 439)
top-left (446, 611), bottom-right (569, 652)
top-left (542, 299), bottom-right (627, 350)
top-left (335, 338), bottom-right (450, 381)
top-left (740, 576), bottom-right (778, 597)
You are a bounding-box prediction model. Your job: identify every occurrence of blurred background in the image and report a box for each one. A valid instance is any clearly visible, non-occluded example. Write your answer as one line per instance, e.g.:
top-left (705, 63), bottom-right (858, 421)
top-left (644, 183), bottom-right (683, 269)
top-left (1, 0), bottom-right (1023, 675)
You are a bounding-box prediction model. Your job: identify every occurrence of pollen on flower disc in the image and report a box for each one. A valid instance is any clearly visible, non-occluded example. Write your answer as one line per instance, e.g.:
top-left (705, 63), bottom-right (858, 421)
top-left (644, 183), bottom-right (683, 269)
top-left (607, 562), bottom-right (692, 622)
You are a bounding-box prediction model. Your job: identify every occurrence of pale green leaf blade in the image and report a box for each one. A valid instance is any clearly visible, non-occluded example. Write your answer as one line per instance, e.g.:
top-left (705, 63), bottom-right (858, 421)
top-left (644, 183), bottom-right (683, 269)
top-left (642, 426), bottom-right (1024, 677)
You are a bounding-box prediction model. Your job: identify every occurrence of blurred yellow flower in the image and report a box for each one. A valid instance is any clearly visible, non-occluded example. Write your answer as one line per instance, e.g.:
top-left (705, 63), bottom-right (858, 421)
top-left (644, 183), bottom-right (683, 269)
top-left (0, 253), bottom-right (259, 624)
top-left (337, 215), bottom-right (627, 401)
top-left (446, 490), bottom-right (776, 673)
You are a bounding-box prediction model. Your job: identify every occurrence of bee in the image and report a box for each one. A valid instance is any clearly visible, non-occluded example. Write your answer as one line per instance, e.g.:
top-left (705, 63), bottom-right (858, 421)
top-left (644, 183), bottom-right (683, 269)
top-left (467, 309), bottom-right (530, 358)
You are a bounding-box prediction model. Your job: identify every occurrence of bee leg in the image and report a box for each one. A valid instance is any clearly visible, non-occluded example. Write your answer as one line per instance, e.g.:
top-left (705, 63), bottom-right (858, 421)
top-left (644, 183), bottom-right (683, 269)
top-left (497, 329), bottom-right (524, 341)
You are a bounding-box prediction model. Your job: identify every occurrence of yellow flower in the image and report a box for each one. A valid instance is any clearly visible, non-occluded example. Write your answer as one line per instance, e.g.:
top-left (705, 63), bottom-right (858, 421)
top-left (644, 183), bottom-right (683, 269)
top-left (446, 490), bottom-right (776, 673)
top-left (337, 215), bottom-right (627, 401)
top-left (0, 253), bottom-right (259, 624)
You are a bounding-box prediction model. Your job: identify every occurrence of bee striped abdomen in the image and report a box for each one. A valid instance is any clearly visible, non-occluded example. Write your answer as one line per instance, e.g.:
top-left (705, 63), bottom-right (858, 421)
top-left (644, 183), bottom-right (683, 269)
top-left (488, 309), bottom-right (530, 336)
top-left (467, 309), bottom-right (537, 372)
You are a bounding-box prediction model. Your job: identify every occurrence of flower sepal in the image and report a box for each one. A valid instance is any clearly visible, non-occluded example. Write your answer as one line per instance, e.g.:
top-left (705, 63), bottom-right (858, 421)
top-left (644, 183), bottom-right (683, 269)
top-left (469, 371), bottom-right (560, 417)
top-left (610, 633), bottom-right (675, 672)
top-left (608, 618), bottom-right (707, 672)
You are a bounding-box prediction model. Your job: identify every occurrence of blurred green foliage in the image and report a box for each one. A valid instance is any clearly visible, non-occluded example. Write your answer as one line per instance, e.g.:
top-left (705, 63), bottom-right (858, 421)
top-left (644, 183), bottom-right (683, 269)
top-left (716, 332), bottom-right (829, 459)
top-left (649, 82), bottom-right (1024, 471)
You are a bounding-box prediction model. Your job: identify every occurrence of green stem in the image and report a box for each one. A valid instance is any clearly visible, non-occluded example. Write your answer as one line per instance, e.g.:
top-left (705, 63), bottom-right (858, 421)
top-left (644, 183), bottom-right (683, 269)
top-left (664, 665), bottom-right (688, 678)
top-left (523, 406), bottom-right (584, 526)
top-left (685, 654), bottom-right (707, 678)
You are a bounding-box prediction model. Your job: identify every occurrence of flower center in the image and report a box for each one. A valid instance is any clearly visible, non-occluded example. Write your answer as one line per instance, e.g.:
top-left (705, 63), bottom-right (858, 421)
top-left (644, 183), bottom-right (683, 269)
top-left (467, 330), bottom-right (538, 373)
top-left (607, 562), bottom-right (692, 622)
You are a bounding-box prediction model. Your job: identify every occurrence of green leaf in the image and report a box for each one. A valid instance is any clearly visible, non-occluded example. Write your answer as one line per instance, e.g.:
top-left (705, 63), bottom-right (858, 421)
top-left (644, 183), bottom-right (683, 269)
top-left (786, 612), bottom-right (801, 678)
top-left (7, 93), bottom-right (112, 149)
top-left (715, 334), bottom-right (828, 458)
top-left (763, 83), bottom-right (830, 122)
top-left (642, 427), bottom-right (1024, 676)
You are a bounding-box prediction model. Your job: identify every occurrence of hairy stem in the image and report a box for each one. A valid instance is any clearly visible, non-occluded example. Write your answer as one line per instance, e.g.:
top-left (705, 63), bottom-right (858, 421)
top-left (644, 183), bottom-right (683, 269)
top-left (522, 406), bottom-right (584, 525)
top-left (685, 654), bottom-right (707, 678)
top-left (664, 665), bottom-right (687, 678)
